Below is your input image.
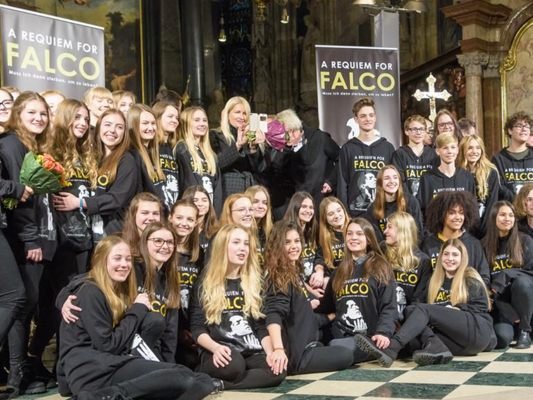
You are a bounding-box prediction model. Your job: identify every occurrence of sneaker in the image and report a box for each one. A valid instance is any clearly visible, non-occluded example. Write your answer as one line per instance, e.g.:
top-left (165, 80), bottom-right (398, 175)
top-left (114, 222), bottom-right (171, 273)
top-left (412, 335), bottom-right (453, 366)
top-left (515, 330), bottom-right (531, 349)
top-left (355, 334), bottom-right (396, 368)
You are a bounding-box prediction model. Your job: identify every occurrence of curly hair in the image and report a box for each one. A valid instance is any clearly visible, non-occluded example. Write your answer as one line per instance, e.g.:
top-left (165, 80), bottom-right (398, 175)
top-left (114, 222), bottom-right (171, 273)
top-left (264, 220), bottom-right (304, 294)
top-left (504, 111), bottom-right (531, 136)
top-left (425, 191), bottom-right (479, 234)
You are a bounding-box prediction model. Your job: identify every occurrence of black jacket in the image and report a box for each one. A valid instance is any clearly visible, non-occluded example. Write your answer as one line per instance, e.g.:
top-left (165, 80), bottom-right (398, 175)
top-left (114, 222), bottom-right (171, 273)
top-left (58, 282), bottom-right (149, 395)
top-left (174, 142), bottom-right (222, 215)
top-left (317, 257), bottom-right (397, 339)
top-left (416, 167), bottom-right (475, 215)
top-left (492, 147), bottom-right (533, 201)
top-left (476, 168), bottom-right (500, 237)
top-left (421, 232), bottom-right (490, 286)
top-left (391, 145), bottom-right (437, 197)
top-left (85, 151), bottom-right (141, 242)
top-left (337, 136), bottom-right (395, 216)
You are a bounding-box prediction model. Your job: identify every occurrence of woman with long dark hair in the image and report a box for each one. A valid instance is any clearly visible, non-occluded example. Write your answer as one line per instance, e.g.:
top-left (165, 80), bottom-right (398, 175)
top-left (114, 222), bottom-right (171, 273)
top-left (182, 185), bottom-right (219, 251)
top-left (264, 220), bottom-right (353, 374)
top-left (482, 201), bottom-right (533, 349)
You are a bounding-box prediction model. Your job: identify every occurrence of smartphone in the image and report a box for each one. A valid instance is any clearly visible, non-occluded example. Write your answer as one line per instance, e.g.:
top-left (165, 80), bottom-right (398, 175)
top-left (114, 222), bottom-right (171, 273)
top-left (249, 113), bottom-right (259, 132)
top-left (250, 113), bottom-right (268, 132)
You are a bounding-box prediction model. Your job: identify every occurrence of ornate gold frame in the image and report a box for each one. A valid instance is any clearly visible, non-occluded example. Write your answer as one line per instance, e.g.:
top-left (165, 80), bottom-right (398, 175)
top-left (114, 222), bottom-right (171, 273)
top-left (500, 18), bottom-right (533, 146)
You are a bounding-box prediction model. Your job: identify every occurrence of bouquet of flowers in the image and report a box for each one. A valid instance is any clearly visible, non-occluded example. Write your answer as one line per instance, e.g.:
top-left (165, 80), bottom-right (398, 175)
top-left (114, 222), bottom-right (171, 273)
top-left (265, 120), bottom-right (287, 151)
top-left (2, 152), bottom-right (70, 209)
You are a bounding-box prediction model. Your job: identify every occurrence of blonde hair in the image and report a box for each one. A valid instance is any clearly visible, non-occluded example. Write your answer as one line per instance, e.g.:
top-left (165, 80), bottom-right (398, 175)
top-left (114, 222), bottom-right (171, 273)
top-left (83, 86), bottom-right (113, 106)
top-left (318, 197), bottom-right (349, 269)
top-left (200, 225), bottom-right (264, 324)
top-left (435, 131), bottom-right (458, 149)
top-left (153, 100), bottom-right (180, 148)
top-left (49, 99), bottom-right (98, 187)
top-left (219, 96), bottom-right (250, 145)
top-left (427, 239), bottom-right (489, 308)
top-left (514, 183), bottom-right (533, 219)
top-left (112, 90), bottom-right (136, 108)
top-left (127, 104), bottom-right (165, 181)
top-left (219, 193), bottom-right (258, 236)
top-left (178, 106), bottom-right (217, 176)
top-left (457, 135), bottom-right (498, 202)
top-left (245, 185), bottom-right (273, 239)
top-left (88, 236), bottom-right (137, 326)
top-left (95, 109), bottom-right (130, 183)
top-left (384, 212), bottom-right (420, 272)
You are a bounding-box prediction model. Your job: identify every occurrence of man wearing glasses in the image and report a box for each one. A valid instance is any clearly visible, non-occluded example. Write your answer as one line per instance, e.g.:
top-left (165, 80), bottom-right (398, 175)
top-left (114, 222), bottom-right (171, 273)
top-left (492, 111), bottom-right (533, 201)
top-left (392, 115), bottom-right (437, 197)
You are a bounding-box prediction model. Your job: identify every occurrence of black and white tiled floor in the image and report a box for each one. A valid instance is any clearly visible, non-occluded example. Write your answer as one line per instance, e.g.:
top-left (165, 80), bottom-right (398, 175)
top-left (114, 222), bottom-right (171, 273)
top-left (20, 346), bottom-right (533, 400)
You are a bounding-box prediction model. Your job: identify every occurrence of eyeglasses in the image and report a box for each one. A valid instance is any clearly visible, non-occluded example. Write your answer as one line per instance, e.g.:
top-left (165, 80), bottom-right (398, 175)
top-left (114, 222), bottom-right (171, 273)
top-left (437, 122), bottom-right (454, 128)
top-left (232, 207), bottom-right (253, 214)
top-left (0, 100), bottom-right (14, 109)
top-left (147, 238), bottom-right (175, 248)
top-left (513, 123), bottom-right (531, 130)
top-left (408, 127), bottom-right (426, 133)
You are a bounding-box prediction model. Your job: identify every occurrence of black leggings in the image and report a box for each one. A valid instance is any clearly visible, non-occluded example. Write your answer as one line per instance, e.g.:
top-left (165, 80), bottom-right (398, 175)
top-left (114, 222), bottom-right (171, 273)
top-left (395, 303), bottom-right (492, 356)
top-left (508, 278), bottom-right (533, 332)
top-left (198, 350), bottom-right (284, 389)
top-left (293, 343), bottom-right (354, 375)
top-left (0, 230), bottom-right (25, 344)
top-left (111, 359), bottom-right (214, 400)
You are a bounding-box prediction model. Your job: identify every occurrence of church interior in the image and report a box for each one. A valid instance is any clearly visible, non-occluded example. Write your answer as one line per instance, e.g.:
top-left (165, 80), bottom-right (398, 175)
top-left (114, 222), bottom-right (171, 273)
top-left (1, 0), bottom-right (533, 399)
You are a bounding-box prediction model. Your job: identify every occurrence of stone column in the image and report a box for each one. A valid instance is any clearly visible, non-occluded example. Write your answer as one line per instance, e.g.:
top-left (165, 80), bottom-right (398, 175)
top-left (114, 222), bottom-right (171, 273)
top-left (180, 1), bottom-right (205, 105)
top-left (457, 52), bottom-right (488, 136)
top-left (482, 54), bottom-right (503, 153)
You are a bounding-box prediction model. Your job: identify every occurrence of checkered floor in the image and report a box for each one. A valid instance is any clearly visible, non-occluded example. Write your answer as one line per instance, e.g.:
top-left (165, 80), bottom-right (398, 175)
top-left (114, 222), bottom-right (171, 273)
top-left (18, 346), bottom-right (533, 400)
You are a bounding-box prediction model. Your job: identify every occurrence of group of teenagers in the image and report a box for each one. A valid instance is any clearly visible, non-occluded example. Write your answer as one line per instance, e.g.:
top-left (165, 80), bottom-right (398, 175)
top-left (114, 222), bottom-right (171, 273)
top-left (0, 84), bottom-right (532, 400)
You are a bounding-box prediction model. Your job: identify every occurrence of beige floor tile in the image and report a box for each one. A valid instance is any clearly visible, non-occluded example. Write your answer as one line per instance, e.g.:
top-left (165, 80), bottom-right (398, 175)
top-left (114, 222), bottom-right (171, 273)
top-left (288, 379), bottom-right (382, 397)
top-left (357, 359), bottom-right (417, 370)
top-left (506, 347), bottom-right (533, 354)
top-left (480, 361), bottom-right (533, 374)
top-left (453, 352), bottom-right (502, 362)
top-left (359, 397), bottom-right (434, 400)
top-left (286, 371), bottom-right (336, 380)
top-left (391, 370), bottom-right (476, 385)
top-left (443, 385), bottom-right (533, 399)
top-left (206, 392), bottom-right (280, 400)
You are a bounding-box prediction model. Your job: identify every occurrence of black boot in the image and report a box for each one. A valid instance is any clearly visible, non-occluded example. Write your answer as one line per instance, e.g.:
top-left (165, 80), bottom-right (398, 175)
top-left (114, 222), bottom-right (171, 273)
top-left (515, 330), bottom-right (531, 349)
top-left (76, 385), bottom-right (132, 400)
top-left (211, 378), bottom-right (224, 394)
top-left (27, 355), bottom-right (57, 389)
top-left (6, 362), bottom-right (46, 398)
top-left (355, 334), bottom-right (399, 368)
top-left (412, 335), bottom-right (453, 366)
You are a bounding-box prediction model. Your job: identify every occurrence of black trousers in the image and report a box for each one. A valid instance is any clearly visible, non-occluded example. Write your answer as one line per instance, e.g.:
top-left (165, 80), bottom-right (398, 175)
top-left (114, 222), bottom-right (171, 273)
top-left (111, 359), bottom-right (214, 400)
top-left (508, 278), bottom-right (533, 332)
top-left (0, 230), bottom-right (25, 345)
top-left (198, 349), bottom-right (284, 389)
top-left (293, 343), bottom-right (354, 375)
top-left (395, 303), bottom-right (492, 356)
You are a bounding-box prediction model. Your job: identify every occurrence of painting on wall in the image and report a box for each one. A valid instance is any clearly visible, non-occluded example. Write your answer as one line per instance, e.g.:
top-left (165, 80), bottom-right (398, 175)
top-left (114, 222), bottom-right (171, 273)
top-left (501, 18), bottom-right (533, 144)
top-left (0, 0), bottom-right (143, 99)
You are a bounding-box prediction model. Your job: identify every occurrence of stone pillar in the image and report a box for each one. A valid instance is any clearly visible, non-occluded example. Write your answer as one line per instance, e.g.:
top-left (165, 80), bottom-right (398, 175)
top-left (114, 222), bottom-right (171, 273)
top-left (456, 52), bottom-right (488, 136)
top-left (482, 54), bottom-right (503, 154)
top-left (180, 1), bottom-right (205, 105)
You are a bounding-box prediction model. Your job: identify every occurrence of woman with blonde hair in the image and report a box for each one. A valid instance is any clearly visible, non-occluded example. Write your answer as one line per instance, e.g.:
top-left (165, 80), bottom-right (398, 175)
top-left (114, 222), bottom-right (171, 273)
top-left (82, 86), bottom-right (113, 129)
top-left (58, 235), bottom-right (217, 399)
top-left (174, 106), bottom-right (222, 213)
top-left (356, 239), bottom-right (494, 367)
top-left (383, 212), bottom-right (432, 320)
top-left (153, 100), bottom-right (181, 208)
top-left (210, 96), bottom-right (265, 197)
top-left (112, 90), bottom-right (136, 116)
top-left (127, 104), bottom-right (169, 206)
top-left (365, 165), bottom-right (423, 242)
top-left (190, 224), bottom-right (284, 389)
top-left (458, 134), bottom-right (500, 236)
top-left (309, 197), bottom-right (349, 289)
top-left (245, 185), bottom-right (273, 250)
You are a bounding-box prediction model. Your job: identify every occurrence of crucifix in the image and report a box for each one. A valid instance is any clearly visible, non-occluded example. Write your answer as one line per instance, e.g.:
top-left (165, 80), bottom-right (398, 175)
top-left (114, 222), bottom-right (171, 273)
top-left (412, 73), bottom-right (452, 123)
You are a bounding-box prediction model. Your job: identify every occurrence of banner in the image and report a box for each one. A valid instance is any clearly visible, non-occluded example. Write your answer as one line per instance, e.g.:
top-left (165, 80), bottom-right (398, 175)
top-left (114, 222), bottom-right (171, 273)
top-left (315, 45), bottom-right (401, 148)
top-left (0, 5), bottom-right (105, 99)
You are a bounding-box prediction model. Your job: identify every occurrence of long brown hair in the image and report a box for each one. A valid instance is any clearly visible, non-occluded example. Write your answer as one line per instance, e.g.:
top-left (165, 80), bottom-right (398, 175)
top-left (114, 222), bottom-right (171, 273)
top-left (49, 99), bottom-right (98, 187)
top-left (265, 220), bottom-right (304, 294)
top-left (182, 185), bottom-right (219, 239)
top-left (245, 185), bottom-right (273, 239)
top-left (283, 191), bottom-right (318, 248)
top-left (169, 198), bottom-right (200, 262)
top-left (373, 165), bottom-right (406, 220)
top-left (332, 218), bottom-right (393, 294)
top-left (95, 109), bottom-right (130, 184)
top-left (318, 197), bottom-right (349, 269)
top-left (88, 236), bottom-right (138, 326)
top-left (139, 221), bottom-right (180, 309)
top-left (153, 100), bottom-right (181, 148)
top-left (122, 192), bottom-right (163, 257)
top-left (6, 91), bottom-right (49, 153)
top-left (482, 201), bottom-right (523, 268)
